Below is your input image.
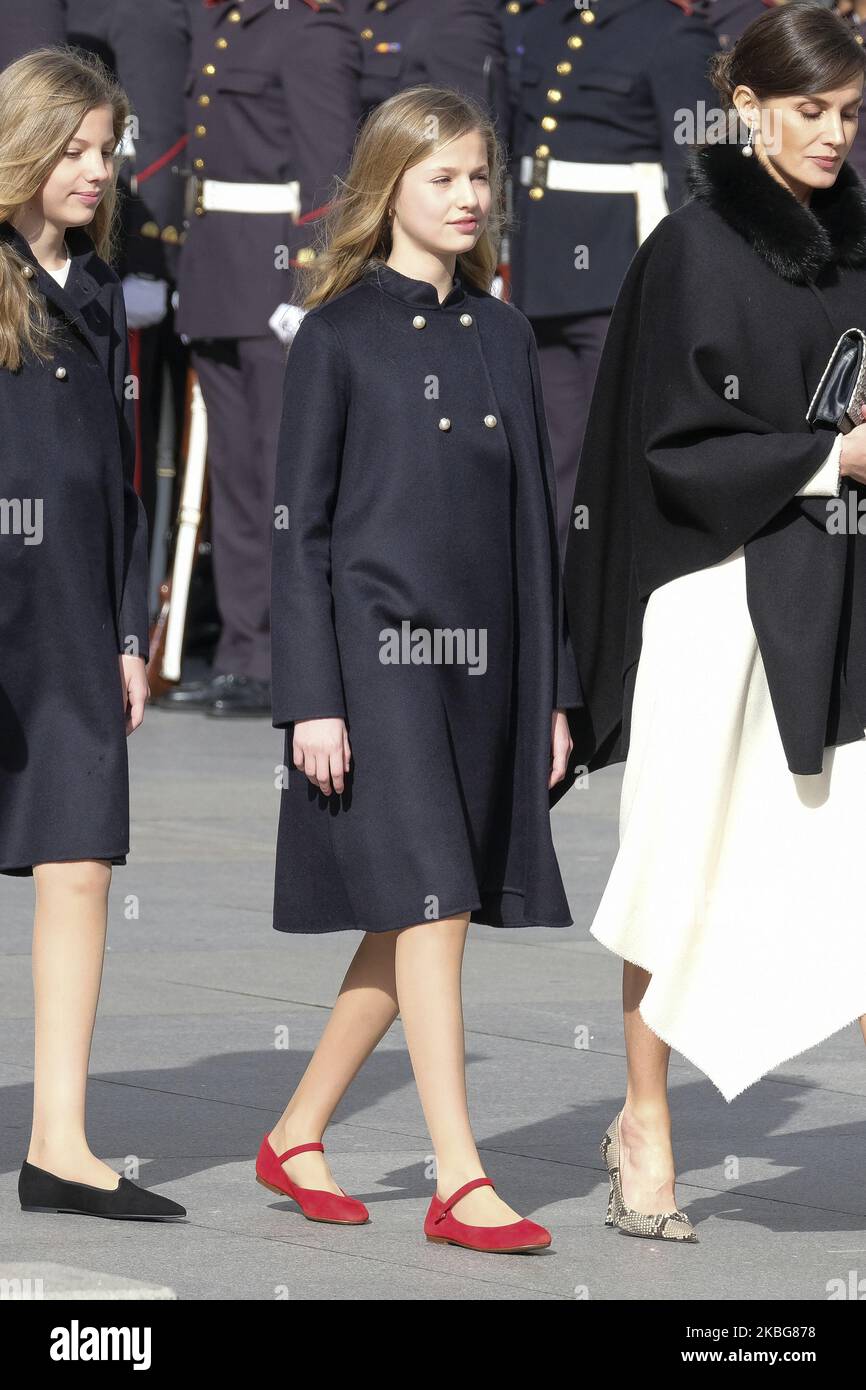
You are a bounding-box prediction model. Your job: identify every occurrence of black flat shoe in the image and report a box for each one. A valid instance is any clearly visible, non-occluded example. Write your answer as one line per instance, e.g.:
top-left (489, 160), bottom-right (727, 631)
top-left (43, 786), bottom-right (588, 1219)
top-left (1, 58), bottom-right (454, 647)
top-left (152, 673), bottom-right (222, 710)
top-left (18, 1160), bottom-right (186, 1221)
top-left (205, 673), bottom-right (271, 718)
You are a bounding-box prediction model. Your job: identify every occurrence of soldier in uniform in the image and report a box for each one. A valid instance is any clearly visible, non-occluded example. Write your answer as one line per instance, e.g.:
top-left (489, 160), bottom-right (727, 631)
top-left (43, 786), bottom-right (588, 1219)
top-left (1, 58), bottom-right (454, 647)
top-left (345, 0), bottom-right (511, 133)
top-left (509, 0), bottom-right (718, 558)
top-left (159, 0), bottom-right (361, 716)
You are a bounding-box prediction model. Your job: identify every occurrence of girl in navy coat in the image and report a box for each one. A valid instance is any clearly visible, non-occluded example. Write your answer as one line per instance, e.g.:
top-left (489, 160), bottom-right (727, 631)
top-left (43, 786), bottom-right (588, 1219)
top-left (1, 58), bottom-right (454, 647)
top-left (0, 48), bottom-right (183, 1220)
top-left (257, 86), bottom-right (581, 1252)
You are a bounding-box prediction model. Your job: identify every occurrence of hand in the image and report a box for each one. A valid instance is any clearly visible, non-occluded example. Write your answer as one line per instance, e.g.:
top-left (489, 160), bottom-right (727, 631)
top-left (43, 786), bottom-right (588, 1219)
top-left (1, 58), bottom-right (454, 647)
top-left (119, 654), bottom-right (149, 735)
top-left (549, 707), bottom-right (573, 789)
top-left (839, 405), bottom-right (866, 484)
top-left (293, 717), bottom-right (352, 795)
top-left (122, 275), bottom-right (169, 329)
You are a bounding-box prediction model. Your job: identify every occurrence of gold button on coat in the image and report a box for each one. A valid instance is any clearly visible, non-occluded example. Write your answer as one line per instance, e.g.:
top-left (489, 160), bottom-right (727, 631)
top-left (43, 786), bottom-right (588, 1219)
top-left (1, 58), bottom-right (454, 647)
top-left (579, 7), bottom-right (596, 21)
top-left (55, 366), bottom-right (67, 380)
top-left (438, 418), bottom-right (451, 431)
top-left (459, 313), bottom-right (473, 327)
top-left (412, 315), bottom-right (426, 329)
top-left (484, 414), bottom-right (497, 428)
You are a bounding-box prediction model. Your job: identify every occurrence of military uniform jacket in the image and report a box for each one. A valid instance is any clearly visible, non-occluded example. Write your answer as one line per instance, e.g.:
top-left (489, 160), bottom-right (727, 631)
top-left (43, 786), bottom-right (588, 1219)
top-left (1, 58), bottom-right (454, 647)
top-left (560, 140), bottom-right (866, 790)
top-left (510, 0), bottom-right (718, 318)
top-left (176, 0), bottom-right (360, 340)
top-left (345, 0), bottom-right (511, 134)
top-left (270, 262), bottom-right (581, 932)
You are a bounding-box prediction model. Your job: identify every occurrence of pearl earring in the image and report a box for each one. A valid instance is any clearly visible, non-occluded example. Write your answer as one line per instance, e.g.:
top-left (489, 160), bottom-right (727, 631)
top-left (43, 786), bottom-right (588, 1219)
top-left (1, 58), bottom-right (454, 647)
top-left (742, 120), bottom-right (755, 158)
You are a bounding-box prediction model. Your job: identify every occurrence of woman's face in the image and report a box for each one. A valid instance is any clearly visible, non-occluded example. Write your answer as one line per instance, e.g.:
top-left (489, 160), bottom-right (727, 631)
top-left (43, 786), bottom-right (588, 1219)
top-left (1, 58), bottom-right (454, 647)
top-left (739, 78), bottom-right (863, 196)
top-left (40, 103), bottom-right (117, 228)
top-left (391, 127), bottom-right (491, 257)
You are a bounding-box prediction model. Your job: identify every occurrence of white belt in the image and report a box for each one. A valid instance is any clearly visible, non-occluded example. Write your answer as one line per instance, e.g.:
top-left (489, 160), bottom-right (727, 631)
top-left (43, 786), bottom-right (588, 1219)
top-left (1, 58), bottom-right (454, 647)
top-left (200, 178), bottom-right (300, 215)
top-left (519, 155), bottom-right (668, 244)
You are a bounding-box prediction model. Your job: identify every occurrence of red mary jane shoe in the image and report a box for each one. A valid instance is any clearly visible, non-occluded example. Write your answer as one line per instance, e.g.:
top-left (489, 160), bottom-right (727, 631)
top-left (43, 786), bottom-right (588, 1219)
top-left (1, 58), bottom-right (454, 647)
top-left (255, 1135), bottom-right (369, 1225)
top-left (424, 1176), bottom-right (552, 1253)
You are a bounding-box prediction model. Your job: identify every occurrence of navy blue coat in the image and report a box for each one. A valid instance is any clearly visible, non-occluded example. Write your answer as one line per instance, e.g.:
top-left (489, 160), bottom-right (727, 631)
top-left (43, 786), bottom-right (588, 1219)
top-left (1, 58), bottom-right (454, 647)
top-left (0, 221), bottom-right (149, 874)
top-left (270, 261), bottom-right (581, 933)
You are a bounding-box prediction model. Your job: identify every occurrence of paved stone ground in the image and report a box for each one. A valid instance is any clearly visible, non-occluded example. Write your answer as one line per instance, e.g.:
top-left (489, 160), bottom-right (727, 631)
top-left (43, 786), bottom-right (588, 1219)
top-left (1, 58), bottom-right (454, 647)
top-left (2, 708), bottom-right (866, 1301)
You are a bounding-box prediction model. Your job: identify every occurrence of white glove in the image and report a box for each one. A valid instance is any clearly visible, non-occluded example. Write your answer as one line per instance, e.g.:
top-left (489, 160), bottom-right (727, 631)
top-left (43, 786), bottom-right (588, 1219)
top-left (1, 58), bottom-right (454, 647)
top-left (269, 302), bottom-right (307, 345)
top-left (123, 275), bottom-right (169, 329)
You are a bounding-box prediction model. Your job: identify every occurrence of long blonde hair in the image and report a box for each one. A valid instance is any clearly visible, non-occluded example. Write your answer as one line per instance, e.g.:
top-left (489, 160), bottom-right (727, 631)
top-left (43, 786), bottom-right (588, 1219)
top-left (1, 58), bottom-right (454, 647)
top-left (302, 86), bottom-right (504, 310)
top-left (0, 46), bottom-right (128, 371)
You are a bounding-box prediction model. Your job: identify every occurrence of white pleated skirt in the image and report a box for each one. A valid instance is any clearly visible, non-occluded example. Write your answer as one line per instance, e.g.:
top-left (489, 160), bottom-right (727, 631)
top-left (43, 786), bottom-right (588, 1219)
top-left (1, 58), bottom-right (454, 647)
top-left (589, 544), bottom-right (866, 1101)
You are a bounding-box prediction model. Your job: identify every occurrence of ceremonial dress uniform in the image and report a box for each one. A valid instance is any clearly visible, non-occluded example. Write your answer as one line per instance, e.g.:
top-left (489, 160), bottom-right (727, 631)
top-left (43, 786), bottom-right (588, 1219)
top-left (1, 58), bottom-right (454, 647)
top-left (169, 0), bottom-right (360, 708)
top-left (509, 0), bottom-right (717, 556)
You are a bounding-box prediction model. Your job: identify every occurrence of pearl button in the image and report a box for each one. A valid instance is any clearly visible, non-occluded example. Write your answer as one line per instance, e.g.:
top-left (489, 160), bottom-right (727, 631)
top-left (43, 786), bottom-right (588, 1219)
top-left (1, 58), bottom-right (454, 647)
top-left (459, 313), bottom-right (473, 327)
top-left (22, 265), bottom-right (35, 278)
top-left (412, 315), bottom-right (426, 329)
top-left (54, 366), bottom-right (67, 379)
top-left (438, 418), bottom-right (451, 431)
top-left (484, 414), bottom-right (497, 428)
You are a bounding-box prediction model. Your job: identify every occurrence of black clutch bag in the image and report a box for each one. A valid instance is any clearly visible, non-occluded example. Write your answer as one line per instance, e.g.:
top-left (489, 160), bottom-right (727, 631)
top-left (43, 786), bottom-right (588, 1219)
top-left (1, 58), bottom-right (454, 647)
top-left (806, 327), bottom-right (866, 434)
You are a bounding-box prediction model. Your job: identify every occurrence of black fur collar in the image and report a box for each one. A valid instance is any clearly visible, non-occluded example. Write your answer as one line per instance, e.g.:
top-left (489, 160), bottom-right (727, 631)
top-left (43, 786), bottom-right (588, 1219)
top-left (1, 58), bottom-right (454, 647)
top-left (685, 139), bottom-right (866, 283)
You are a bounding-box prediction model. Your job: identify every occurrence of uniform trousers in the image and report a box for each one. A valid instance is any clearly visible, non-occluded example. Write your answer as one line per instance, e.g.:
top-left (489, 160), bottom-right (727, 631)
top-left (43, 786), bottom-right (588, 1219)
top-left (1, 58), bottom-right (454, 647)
top-left (532, 312), bottom-right (611, 562)
top-left (191, 334), bottom-right (286, 682)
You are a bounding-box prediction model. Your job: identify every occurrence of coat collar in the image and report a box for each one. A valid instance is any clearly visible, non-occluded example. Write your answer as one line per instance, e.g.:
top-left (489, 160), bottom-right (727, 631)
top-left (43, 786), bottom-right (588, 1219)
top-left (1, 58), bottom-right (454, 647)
top-left (685, 139), bottom-right (866, 285)
top-left (0, 219), bottom-right (109, 365)
top-left (364, 259), bottom-right (468, 309)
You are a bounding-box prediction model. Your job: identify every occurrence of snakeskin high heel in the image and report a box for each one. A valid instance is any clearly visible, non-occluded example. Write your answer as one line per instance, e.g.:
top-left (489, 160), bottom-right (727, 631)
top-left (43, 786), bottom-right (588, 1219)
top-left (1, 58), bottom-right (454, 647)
top-left (600, 1110), bottom-right (698, 1242)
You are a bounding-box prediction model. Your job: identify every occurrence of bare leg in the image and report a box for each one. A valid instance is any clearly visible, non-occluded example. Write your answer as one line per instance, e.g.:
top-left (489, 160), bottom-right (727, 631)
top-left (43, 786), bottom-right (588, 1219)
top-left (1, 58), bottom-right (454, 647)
top-left (617, 961), bottom-right (678, 1214)
top-left (26, 860), bottom-right (119, 1189)
top-left (267, 927), bottom-right (402, 1193)
top-left (395, 913), bottom-right (524, 1226)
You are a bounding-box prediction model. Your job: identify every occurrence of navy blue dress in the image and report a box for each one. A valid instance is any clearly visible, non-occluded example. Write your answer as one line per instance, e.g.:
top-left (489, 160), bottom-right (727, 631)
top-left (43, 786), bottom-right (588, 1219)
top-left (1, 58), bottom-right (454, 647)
top-left (270, 261), bottom-right (581, 933)
top-left (0, 222), bottom-right (149, 875)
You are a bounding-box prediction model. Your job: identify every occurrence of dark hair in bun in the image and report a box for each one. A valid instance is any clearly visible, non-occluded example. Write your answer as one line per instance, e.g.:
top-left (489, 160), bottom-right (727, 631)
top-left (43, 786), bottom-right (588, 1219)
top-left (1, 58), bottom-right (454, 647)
top-left (706, 2), bottom-right (866, 112)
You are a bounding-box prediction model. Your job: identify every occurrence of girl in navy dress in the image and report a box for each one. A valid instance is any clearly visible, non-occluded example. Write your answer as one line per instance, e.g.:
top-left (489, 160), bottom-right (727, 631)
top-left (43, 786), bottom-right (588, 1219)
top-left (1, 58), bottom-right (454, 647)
top-left (0, 48), bottom-right (183, 1220)
top-left (257, 87), bottom-right (581, 1253)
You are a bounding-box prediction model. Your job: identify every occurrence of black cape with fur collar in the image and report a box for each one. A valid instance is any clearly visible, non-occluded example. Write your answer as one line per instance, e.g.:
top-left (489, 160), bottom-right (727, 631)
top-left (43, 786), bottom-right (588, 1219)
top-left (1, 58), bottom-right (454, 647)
top-left (554, 138), bottom-right (866, 796)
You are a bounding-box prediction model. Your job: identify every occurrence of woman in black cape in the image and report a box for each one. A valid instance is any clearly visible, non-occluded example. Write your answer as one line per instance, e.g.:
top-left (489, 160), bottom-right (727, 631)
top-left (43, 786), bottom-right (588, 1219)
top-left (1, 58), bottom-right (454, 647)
top-left (562, 5), bottom-right (866, 1240)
